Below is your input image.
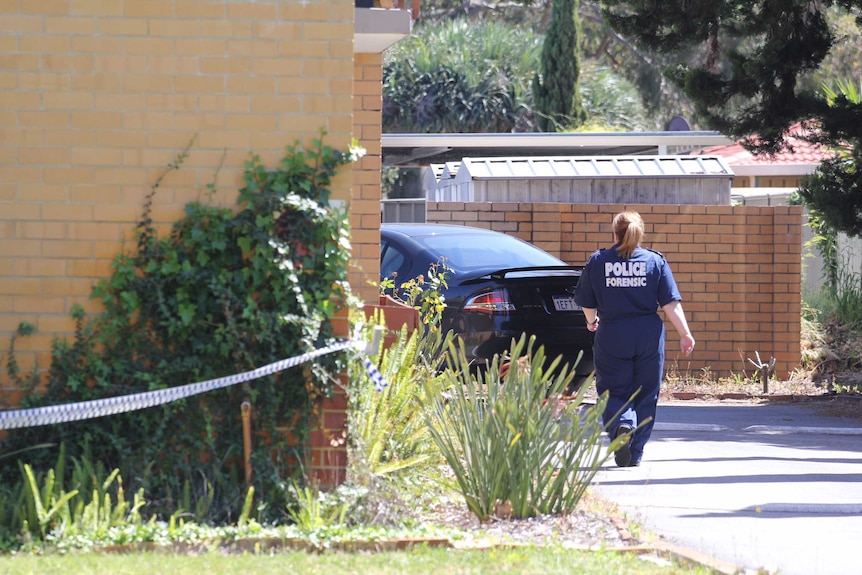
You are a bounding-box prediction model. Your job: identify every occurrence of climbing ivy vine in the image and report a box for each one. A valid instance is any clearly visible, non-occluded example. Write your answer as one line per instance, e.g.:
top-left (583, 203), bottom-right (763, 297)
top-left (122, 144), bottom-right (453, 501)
top-left (2, 132), bottom-right (361, 523)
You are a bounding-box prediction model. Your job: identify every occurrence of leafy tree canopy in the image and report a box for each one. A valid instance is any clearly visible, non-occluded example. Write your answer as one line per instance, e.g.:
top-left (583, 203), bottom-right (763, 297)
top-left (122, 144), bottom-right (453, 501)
top-left (419, 1), bottom-right (698, 124)
top-left (797, 79), bottom-right (862, 238)
top-left (601, 0), bottom-right (862, 238)
top-left (601, 0), bottom-right (862, 154)
top-left (383, 16), bottom-right (653, 133)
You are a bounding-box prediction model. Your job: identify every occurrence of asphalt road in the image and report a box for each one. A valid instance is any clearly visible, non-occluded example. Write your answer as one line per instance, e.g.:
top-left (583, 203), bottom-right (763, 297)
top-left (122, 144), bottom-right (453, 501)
top-left (591, 401), bottom-right (862, 575)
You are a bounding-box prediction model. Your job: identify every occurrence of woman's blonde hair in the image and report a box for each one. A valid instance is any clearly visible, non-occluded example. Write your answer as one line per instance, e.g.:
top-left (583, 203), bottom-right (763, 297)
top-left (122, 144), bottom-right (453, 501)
top-left (613, 211), bottom-right (644, 259)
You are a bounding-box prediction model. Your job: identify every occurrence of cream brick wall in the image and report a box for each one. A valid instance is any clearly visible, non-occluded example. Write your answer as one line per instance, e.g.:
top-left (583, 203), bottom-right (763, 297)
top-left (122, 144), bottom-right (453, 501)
top-left (351, 52), bottom-right (382, 304)
top-left (1, 0), bottom-right (359, 392)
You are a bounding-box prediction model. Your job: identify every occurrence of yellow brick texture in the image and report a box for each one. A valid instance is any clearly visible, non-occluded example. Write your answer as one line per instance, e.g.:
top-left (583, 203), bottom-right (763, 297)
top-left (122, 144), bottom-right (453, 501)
top-left (1, 0), bottom-right (357, 390)
top-left (351, 53), bottom-right (383, 304)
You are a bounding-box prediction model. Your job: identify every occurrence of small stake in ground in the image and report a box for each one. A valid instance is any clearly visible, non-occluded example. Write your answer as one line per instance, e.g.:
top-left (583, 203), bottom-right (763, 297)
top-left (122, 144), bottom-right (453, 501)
top-left (748, 351), bottom-right (776, 394)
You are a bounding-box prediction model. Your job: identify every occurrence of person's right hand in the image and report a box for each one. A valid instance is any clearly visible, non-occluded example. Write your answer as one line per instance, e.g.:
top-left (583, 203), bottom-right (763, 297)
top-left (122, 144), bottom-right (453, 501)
top-left (680, 333), bottom-right (695, 356)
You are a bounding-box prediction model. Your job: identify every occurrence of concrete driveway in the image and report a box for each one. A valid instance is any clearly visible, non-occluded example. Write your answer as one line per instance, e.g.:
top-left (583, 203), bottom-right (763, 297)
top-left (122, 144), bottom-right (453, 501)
top-left (591, 401), bottom-right (862, 575)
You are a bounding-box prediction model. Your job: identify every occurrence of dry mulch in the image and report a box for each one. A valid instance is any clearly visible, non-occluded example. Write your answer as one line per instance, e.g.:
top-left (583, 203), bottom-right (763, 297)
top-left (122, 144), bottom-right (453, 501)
top-left (660, 385), bottom-right (862, 423)
top-left (658, 315), bottom-right (862, 421)
top-left (415, 491), bottom-right (637, 550)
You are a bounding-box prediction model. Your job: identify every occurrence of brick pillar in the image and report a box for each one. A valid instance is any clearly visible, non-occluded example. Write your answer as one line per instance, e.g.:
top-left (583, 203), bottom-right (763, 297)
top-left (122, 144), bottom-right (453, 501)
top-left (306, 303), bottom-right (349, 487)
top-left (770, 206), bottom-right (803, 372)
top-left (351, 52), bottom-right (384, 304)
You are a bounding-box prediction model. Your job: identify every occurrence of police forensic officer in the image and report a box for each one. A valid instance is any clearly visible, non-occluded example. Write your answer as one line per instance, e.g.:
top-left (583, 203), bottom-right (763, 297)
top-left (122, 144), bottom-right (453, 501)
top-left (575, 211), bottom-right (695, 467)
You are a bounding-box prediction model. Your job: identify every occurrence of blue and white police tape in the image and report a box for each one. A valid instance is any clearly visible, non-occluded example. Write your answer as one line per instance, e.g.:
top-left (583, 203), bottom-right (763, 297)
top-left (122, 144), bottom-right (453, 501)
top-left (0, 339), bottom-right (388, 431)
top-left (362, 355), bottom-right (387, 392)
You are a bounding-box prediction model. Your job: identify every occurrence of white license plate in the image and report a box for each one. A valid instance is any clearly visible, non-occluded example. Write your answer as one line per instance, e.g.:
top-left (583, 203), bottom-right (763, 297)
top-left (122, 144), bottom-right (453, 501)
top-left (552, 296), bottom-right (580, 311)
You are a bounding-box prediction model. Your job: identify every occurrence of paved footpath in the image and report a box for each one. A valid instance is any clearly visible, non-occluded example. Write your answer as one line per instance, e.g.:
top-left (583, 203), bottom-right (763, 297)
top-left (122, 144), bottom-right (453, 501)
top-left (591, 401), bottom-right (862, 575)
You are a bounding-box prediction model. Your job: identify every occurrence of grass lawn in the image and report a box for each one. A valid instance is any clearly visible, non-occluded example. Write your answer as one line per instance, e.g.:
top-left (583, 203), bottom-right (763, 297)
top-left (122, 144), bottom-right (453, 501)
top-left (0, 546), bottom-right (715, 574)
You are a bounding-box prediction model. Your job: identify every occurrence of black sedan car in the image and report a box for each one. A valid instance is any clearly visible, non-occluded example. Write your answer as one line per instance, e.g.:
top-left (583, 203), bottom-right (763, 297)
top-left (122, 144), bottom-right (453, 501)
top-left (380, 223), bottom-right (594, 383)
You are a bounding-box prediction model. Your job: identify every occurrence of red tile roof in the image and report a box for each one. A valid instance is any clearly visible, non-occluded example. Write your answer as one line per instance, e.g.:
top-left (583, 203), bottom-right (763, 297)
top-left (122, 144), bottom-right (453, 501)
top-left (698, 123), bottom-right (832, 166)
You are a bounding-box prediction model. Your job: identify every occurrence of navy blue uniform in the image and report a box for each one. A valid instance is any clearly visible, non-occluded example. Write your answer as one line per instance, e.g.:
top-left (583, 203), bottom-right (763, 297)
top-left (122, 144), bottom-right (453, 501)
top-left (574, 244), bottom-right (682, 464)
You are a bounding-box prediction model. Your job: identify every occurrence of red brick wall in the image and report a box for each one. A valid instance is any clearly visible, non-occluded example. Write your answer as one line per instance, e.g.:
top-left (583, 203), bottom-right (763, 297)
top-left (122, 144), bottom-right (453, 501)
top-left (307, 304), bottom-right (350, 487)
top-left (427, 202), bottom-right (803, 380)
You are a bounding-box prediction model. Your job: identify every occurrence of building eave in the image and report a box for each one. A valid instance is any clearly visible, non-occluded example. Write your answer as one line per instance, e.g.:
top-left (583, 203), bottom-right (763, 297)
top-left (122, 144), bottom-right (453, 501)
top-left (354, 7), bottom-right (412, 53)
top-left (382, 131), bottom-right (735, 166)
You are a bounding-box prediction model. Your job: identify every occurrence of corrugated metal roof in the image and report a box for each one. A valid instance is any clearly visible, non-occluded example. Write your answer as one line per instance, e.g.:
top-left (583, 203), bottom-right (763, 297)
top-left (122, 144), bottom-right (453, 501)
top-left (430, 162), bottom-right (460, 182)
top-left (453, 155), bottom-right (732, 180)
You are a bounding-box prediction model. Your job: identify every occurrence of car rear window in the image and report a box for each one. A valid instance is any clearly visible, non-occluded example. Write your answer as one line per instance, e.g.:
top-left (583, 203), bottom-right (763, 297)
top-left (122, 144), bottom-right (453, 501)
top-left (417, 233), bottom-right (566, 270)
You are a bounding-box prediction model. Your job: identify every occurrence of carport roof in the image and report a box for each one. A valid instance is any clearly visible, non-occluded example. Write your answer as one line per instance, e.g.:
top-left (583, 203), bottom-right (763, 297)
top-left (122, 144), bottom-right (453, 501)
top-left (438, 155), bottom-right (733, 183)
top-left (383, 131), bottom-right (734, 166)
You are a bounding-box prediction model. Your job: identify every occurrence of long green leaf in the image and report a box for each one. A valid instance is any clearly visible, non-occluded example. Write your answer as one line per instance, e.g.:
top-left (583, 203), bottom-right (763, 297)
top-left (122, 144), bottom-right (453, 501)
top-left (421, 334), bottom-right (615, 521)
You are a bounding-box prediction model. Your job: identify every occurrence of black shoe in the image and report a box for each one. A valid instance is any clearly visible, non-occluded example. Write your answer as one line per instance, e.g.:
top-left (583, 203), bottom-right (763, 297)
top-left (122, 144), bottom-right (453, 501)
top-left (613, 424), bottom-right (633, 468)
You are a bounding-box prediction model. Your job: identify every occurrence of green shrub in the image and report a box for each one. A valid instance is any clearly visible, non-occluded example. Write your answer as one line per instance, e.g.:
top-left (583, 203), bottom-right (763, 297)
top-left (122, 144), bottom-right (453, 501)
top-left (349, 323), bottom-right (445, 478)
top-left (339, 309), bottom-right (455, 527)
top-left (383, 19), bottom-right (542, 133)
top-left (355, 260), bottom-right (454, 480)
top-left (2, 133), bottom-right (358, 523)
top-left (825, 259), bottom-right (862, 329)
top-left (380, 259), bottom-right (451, 329)
top-left (803, 251), bottom-right (862, 330)
top-left (0, 442), bottom-right (54, 548)
top-left (8, 445), bottom-right (145, 547)
top-left (422, 335), bottom-right (613, 521)
top-left (285, 480), bottom-right (351, 533)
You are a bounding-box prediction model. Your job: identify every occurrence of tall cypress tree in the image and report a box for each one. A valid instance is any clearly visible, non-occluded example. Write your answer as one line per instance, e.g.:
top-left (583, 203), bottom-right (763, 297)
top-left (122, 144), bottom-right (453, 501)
top-left (532, 0), bottom-right (587, 132)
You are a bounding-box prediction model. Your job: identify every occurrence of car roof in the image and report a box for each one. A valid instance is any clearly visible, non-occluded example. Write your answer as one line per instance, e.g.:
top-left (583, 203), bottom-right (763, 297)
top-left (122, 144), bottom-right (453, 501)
top-left (381, 223), bottom-right (507, 238)
top-left (380, 222), bottom-right (579, 277)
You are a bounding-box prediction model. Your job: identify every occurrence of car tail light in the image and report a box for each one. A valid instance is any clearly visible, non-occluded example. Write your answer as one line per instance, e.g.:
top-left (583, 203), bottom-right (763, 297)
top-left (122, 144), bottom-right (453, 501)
top-left (463, 289), bottom-right (517, 314)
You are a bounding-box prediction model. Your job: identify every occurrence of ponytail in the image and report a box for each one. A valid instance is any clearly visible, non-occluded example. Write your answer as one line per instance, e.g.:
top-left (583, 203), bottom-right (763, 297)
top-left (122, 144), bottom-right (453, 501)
top-left (613, 211), bottom-right (644, 259)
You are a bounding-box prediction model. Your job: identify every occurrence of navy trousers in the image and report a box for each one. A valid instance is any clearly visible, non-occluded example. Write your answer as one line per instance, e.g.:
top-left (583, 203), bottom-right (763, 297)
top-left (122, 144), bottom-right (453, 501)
top-left (593, 314), bottom-right (665, 463)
